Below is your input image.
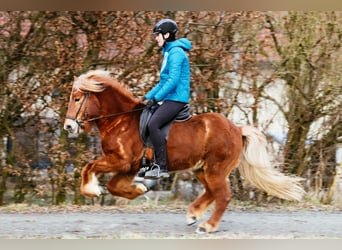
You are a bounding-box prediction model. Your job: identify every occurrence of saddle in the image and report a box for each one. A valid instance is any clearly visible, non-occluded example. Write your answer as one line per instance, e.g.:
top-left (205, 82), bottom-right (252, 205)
top-left (139, 104), bottom-right (191, 148)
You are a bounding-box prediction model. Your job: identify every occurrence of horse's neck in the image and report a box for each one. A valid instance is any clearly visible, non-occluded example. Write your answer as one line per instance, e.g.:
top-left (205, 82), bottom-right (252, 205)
top-left (94, 86), bottom-right (141, 142)
top-left (96, 113), bottom-right (140, 145)
top-left (101, 88), bottom-right (139, 115)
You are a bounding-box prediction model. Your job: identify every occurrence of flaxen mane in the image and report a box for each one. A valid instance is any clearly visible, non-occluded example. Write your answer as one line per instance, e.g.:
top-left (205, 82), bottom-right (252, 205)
top-left (73, 70), bottom-right (136, 101)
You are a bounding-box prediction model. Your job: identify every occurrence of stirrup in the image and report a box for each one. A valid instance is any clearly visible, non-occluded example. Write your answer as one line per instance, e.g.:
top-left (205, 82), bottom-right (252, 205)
top-left (144, 163), bottom-right (169, 179)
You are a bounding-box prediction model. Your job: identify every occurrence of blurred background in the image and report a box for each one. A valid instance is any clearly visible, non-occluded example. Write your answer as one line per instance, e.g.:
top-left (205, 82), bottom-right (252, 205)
top-left (0, 11), bottom-right (341, 207)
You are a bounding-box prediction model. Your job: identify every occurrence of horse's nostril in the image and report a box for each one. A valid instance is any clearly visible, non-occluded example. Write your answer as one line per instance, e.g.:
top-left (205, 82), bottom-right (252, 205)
top-left (65, 124), bottom-right (72, 131)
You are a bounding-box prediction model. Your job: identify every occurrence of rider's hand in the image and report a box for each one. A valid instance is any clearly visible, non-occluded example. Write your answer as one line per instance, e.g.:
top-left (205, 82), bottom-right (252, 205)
top-left (146, 99), bottom-right (156, 109)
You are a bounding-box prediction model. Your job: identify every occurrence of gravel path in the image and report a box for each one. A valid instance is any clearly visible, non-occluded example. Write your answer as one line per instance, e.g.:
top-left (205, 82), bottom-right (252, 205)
top-left (1, 209), bottom-right (342, 239)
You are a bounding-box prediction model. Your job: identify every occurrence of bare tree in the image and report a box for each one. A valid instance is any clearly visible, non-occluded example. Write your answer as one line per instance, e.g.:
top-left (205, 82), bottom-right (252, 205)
top-left (265, 12), bottom-right (342, 199)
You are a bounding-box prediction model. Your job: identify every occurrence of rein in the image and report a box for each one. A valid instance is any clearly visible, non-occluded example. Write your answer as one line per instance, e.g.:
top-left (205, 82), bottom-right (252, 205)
top-left (85, 107), bottom-right (145, 122)
top-left (66, 90), bottom-right (145, 125)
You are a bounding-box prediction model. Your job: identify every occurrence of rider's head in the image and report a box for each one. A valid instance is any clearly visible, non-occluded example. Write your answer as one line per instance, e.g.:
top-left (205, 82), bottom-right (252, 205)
top-left (152, 19), bottom-right (178, 44)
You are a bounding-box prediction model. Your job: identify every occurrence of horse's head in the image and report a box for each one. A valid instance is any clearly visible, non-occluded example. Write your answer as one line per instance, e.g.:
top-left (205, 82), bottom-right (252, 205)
top-left (64, 69), bottom-right (143, 136)
top-left (64, 70), bottom-right (107, 135)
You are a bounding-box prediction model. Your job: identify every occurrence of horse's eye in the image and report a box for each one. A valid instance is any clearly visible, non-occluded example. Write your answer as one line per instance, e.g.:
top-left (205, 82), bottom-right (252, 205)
top-left (75, 98), bottom-right (80, 102)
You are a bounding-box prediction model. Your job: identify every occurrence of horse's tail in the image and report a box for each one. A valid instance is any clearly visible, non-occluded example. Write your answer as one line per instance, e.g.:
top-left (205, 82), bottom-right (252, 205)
top-left (238, 125), bottom-right (305, 201)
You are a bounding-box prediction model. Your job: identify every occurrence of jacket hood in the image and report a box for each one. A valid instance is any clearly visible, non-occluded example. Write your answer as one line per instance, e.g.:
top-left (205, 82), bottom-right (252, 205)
top-left (164, 38), bottom-right (192, 52)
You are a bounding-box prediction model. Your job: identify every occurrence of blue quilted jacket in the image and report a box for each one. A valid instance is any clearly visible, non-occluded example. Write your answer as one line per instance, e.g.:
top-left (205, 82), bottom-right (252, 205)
top-left (145, 38), bottom-right (192, 103)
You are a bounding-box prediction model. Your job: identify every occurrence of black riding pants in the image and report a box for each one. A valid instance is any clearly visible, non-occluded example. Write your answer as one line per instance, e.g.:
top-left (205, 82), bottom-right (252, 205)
top-left (147, 100), bottom-right (186, 148)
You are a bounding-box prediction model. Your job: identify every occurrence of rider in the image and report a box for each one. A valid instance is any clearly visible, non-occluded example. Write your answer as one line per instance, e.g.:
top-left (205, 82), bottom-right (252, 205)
top-left (143, 18), bottom-right (192, 179)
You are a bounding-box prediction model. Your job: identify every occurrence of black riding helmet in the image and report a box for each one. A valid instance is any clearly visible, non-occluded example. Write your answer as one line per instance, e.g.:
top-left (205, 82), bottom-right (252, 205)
top-left (153, 19), bottom-right (178, 42)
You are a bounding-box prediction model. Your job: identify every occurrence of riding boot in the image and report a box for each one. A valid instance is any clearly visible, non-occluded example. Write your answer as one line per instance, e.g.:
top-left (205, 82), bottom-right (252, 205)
top-left (144, 144), bottom-right (170, 179)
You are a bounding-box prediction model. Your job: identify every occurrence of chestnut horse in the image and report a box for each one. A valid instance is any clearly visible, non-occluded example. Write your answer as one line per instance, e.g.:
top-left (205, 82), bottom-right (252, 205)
top-left (64, 69), bottom-right (305, 233)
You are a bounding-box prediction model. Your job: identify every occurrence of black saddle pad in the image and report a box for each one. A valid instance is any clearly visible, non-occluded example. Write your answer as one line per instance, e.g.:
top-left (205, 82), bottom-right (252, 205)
top-left (139, 104), bottom-right (191, 148)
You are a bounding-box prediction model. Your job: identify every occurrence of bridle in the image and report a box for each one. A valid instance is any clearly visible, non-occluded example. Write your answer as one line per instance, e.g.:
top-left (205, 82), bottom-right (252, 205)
top-left (65, 91), bottom-right (90, 130)
top-left (66, 91), bottom-right (145, 129)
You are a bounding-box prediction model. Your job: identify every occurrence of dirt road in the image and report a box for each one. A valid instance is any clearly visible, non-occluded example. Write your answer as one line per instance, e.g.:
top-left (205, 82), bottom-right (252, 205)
top-left (1, 208), bottom-right (342, 239)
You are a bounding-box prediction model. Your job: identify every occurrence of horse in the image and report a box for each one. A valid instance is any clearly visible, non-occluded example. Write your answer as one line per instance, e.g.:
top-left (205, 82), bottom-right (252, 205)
top-left (63, 69), bottom-right (305, 233)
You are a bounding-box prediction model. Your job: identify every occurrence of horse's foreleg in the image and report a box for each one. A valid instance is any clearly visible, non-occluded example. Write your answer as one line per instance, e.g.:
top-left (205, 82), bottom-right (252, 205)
top-left (80, 158), bottom-right (115, 197)
top-left (106, 173), bottom-right (148, 200)
top-left (80, 162), bottom-right (104, 197)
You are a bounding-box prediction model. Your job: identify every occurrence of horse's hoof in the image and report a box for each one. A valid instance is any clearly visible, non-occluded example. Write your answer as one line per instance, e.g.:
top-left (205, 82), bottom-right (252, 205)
top-left (82, 183), bottom-right (103, 197)
top-left (99, 186), bottom-right (108, 195)
top-left (135, 182), bottom-right (148, 193)
top-left (196, 227), bottom-right (207, 234)
top-left (94, 186), bottom-right (103, 197)
top-left (187, 216), bottom-right (198, 226)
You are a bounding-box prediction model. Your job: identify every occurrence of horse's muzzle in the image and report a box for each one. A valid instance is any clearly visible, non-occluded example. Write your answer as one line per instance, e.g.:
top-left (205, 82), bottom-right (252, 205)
top-left (64, 118), bottom-right (82, 135)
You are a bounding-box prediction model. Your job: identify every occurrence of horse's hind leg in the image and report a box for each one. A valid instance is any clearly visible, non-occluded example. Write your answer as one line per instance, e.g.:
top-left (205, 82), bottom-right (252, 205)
top-left (196, 175), bottom-right (231, 233)
top-left (186, 169), bottom-right (214, 225)
top-left (192, 159), bottom-right (236, 233)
